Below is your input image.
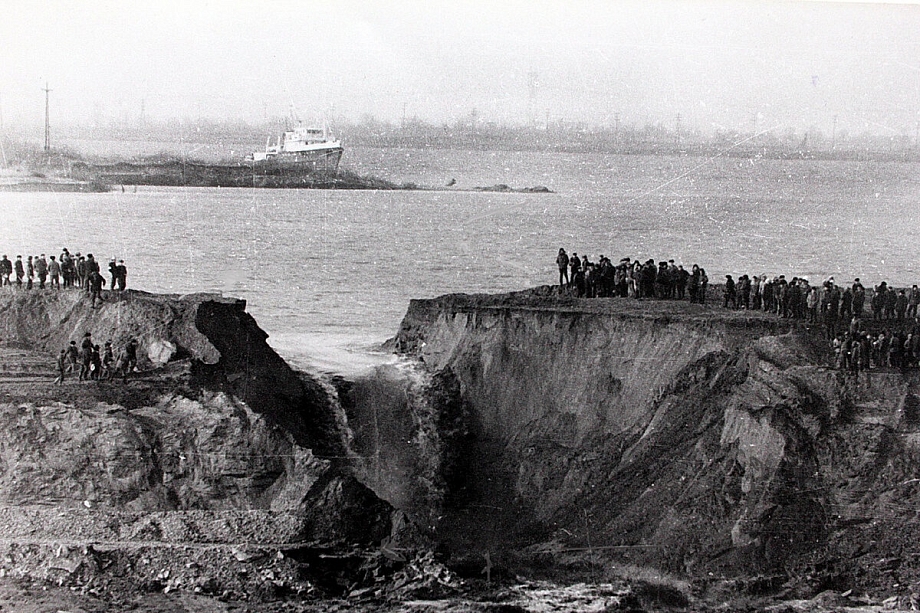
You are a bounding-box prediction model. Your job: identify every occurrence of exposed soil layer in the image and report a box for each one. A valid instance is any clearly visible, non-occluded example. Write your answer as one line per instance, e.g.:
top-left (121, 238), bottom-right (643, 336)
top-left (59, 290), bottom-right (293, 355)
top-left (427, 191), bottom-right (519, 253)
top-left (4, 285), bottom-right (920, 611)
top-left (387, 285), bottom-right (920, 607)
top-left (0, 289), bottom-right (403, 608)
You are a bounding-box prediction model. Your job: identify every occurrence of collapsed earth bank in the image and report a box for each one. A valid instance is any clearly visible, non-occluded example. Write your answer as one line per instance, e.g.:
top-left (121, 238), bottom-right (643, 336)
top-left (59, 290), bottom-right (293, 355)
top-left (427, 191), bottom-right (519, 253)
top-left (7, 285), bottom-right (920, 607)
top-left (0, 290), bottom-right (398, 600)
top-left (382, 287), bottom-right (920, 601)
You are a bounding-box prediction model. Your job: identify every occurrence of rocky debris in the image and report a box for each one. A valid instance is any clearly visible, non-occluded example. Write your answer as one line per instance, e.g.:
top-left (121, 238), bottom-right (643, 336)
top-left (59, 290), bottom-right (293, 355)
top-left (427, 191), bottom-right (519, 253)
top-left (0, 390), bottom-right (326, 511)
top-left (194, 298), bottom-right (345, 458)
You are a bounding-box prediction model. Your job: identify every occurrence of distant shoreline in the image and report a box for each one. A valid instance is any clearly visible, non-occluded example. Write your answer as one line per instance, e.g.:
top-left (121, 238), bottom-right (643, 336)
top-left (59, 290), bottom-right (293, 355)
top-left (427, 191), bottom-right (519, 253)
top-left (0, 150), bottom-right (553, 193)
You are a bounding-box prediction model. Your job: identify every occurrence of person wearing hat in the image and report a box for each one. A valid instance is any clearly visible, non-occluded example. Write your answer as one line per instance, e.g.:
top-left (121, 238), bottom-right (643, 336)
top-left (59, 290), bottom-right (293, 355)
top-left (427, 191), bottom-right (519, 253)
top-left (116, 260), bottom-right (128, 291)
top-left (108, 259), bottom-right (118, 289)
top-left (723, 275), bottom-right (737, 309)
top-left (556, 248), bottom-right (569, 289)
top-left (79, 332), bottom-right (94, 382)
top-left (65, 340), bottom-right (79, 374)
top-left (102, 341), bottom-right (115, 379)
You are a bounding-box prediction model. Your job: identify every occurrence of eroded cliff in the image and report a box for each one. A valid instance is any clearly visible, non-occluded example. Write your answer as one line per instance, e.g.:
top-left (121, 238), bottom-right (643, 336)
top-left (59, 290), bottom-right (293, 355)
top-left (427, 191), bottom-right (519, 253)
top-left (389, 287), bottom-right (920, 596)
top-left (0, 289), bottom-right (397, 600)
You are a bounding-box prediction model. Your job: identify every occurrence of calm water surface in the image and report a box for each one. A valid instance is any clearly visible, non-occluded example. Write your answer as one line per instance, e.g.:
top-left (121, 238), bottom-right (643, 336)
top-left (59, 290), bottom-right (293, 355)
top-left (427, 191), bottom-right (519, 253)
top-left (2, 147), bottom-right (919, 373)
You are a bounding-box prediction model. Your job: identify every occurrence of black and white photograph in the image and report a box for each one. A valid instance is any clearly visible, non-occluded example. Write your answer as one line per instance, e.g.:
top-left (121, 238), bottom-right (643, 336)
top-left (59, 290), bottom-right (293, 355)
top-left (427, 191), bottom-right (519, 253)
top-left (1, 1), bottom-right (920, 610)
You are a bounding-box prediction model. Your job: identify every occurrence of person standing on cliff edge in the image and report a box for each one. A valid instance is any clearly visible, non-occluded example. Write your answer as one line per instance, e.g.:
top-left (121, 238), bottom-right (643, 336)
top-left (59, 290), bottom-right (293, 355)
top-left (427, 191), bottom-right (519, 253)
top-left (569, 253), bottom-right (580, 289)
top-left (0, 256), bottom-right (12, 286)
top-left (87, 270), bottom-right (106, 307)
top-left (556, 248), bottom-right (569, 289)
top-left (48, 256), bottom-right (60, 289)
top-left (108, 259), bottom-right (118, 289)
top-left (116, 260), bottom-right (127, 291)
top-left (14, 256), bottom-right (24, 288)
top-left (723, 275), bottom-right (737, 309)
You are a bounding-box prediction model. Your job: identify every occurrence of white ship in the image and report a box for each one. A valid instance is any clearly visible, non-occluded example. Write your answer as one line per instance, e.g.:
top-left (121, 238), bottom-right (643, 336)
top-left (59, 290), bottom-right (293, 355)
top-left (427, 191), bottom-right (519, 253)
top-left (248, 122), bottom-right (343, 174)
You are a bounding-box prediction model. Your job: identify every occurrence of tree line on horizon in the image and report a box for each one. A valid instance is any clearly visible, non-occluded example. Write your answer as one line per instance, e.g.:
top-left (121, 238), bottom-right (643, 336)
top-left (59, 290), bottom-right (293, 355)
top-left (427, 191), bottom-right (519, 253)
top-left (2, 113), bottom-right (919, 164)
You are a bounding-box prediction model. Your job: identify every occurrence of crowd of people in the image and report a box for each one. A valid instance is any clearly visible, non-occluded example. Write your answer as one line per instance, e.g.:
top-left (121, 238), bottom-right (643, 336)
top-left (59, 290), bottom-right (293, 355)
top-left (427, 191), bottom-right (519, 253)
top-left (0, 249), bottom-right (128, 308)
top-left (554, 248), bottom-right (920, 373)
top-left (555, 248), bottom-right (710, 302)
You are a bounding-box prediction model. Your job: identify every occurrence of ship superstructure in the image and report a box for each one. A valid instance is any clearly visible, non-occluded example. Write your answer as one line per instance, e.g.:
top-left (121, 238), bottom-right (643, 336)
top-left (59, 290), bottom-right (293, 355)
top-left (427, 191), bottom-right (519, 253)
top-left (249, 122), bottom-right (343, 174)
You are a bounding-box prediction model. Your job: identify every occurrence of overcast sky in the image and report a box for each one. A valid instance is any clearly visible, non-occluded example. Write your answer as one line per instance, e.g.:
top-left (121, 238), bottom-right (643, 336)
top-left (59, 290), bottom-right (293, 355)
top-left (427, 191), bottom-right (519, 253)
top-left (1, 0), bottom-right (918, 135)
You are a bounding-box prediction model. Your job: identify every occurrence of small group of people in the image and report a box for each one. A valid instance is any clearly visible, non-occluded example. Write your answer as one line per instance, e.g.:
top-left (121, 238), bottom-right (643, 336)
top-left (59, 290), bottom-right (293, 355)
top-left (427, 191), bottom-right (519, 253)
top-left (555, 248), bottom-right (709, 301)
top-left (0, 249), bottom-right (128, 307)
top-left (833, 323), bottom-right (920, 373)
top-left (54, 332), bottom-right (139, 384)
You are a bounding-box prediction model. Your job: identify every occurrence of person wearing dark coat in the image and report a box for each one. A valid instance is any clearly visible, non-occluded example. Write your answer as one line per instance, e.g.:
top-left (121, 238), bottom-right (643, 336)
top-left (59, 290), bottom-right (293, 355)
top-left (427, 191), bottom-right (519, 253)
top-left (14, 256), bottom-right (24, 287)
top-left (0, 256), bottom-right (12, 286)
top-left (723, 275), bottom-right (737, 309)
top-left (88, 270), bottom-right (106, 308)
top-left (116, 260), bottom-right (127, 291)
top-left (556, 249), bottom-right (569, 288)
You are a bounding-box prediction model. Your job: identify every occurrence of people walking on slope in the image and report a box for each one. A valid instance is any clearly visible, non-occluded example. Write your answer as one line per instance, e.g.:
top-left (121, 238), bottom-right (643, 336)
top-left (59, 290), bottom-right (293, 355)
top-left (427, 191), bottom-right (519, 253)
top-left (88, 270), bottom-right (106, 308)
top-left (56, 336), bottom-right (139, 385)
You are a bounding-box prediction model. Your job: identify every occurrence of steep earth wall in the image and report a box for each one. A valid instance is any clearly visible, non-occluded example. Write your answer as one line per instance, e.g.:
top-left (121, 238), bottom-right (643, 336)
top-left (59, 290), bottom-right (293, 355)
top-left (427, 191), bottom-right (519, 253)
top-left (0, 289), bottom-right (393, 547)
top-left (390, 288), bottom-right (920, 592)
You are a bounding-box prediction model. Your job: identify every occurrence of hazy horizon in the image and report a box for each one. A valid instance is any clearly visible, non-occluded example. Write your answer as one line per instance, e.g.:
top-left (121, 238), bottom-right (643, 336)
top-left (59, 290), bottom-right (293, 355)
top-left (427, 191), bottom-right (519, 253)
top-left (2, 1), bottom-right (919, 139)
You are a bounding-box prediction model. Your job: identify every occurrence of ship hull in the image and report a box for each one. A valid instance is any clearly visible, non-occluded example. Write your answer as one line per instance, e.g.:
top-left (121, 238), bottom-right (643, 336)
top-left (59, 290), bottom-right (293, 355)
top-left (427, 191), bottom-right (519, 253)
top-left (252, 147), bottom-right (343, 175)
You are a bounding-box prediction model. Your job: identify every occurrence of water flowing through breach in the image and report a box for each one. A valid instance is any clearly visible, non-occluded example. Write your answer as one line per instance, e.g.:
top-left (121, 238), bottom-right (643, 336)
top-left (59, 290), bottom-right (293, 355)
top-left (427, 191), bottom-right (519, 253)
top-left (327, 360), bottom-right (473, 536)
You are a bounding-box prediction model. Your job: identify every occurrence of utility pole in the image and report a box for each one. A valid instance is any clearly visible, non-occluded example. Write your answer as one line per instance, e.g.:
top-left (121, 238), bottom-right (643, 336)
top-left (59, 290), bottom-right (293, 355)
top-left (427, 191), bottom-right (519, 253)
top-left (43, 82), bottom-right (52, 153)
top-left (614, 112), bottom-right (620, 150)
top-left (831, 114), bottom-right (838, 150)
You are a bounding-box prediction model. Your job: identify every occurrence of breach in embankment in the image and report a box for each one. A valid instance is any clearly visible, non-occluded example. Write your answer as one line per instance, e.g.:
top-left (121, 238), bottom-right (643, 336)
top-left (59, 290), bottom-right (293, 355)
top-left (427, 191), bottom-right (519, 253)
top-left (8, 284), bottom-right (920, 609)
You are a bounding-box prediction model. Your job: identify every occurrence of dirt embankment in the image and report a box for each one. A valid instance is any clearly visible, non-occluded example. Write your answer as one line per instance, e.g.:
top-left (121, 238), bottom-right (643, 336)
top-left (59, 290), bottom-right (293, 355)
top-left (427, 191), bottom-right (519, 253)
top-left (386, 285), bottom-right (920, 605)
top-left (0, 289), bottom-right (402, 605)
top-left (67, 160), bottom-right (404, 189)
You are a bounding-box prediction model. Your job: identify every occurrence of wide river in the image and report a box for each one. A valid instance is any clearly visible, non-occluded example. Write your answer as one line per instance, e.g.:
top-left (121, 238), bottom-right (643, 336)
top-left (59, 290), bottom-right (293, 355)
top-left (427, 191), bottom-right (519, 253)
top-left (2, 145), bottom-right (919, 373)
